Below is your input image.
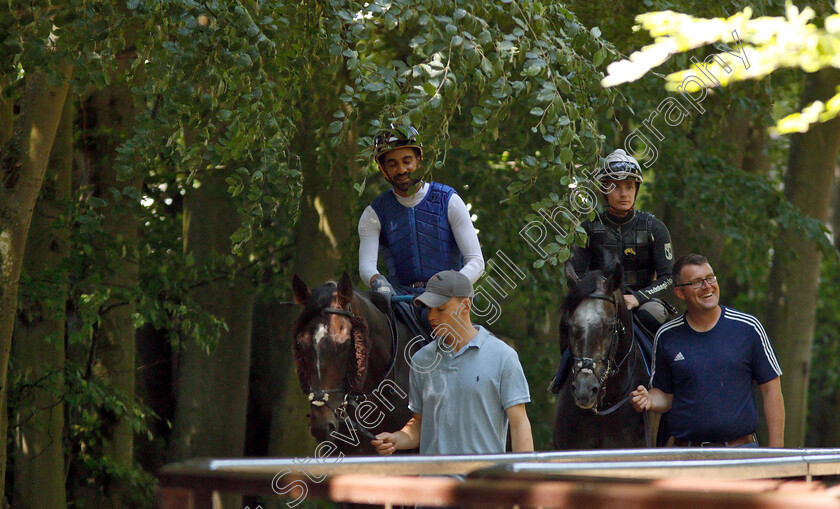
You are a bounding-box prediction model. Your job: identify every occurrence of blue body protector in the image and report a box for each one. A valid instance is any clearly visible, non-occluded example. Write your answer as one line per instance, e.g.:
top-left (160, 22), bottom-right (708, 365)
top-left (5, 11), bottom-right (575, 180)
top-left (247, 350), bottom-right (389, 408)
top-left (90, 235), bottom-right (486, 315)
top-left (370, 182), bottom-right (464, 287)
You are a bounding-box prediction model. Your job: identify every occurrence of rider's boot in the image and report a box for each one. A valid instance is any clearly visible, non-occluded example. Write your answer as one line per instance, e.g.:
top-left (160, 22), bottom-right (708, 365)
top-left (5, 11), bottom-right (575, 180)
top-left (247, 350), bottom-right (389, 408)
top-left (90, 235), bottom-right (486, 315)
top-left (548, 349), bottom-right (572, 394)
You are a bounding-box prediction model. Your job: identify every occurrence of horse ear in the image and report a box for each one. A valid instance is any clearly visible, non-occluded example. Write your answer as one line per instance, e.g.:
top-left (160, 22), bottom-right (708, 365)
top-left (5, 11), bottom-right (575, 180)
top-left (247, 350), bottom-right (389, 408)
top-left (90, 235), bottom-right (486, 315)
top-left (337, 272), bottom-right (354, 304)
top-left (598, 247), bottom-right (623, 292)
top-left (292, 275), bottom-right (310, 305)
top-left (607, 260), bottom-right (624, 293)
top-left (565, 262), bottom-right (579, 287)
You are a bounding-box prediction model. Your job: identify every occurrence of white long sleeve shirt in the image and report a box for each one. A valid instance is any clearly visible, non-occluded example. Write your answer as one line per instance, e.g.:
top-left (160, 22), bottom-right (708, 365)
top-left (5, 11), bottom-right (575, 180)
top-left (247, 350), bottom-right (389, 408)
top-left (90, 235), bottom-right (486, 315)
top-left (358, 182), bottom-right (485, 287)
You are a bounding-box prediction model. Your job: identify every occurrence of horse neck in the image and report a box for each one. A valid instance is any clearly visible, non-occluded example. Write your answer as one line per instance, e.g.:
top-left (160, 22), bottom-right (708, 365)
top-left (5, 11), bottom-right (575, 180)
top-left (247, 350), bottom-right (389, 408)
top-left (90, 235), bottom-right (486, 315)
top-left (613, 288), bottom-right (634, 353)
top-left (605, 288), bottom-right (638, 395)
top-left (351, 291), bottom-right (393, 390)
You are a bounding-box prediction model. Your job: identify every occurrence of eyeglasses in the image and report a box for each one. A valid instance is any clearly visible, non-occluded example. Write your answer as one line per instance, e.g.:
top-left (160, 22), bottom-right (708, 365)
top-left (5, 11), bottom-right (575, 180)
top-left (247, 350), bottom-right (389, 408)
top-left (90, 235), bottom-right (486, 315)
top-left (676, 274), bottom-right (717, 289)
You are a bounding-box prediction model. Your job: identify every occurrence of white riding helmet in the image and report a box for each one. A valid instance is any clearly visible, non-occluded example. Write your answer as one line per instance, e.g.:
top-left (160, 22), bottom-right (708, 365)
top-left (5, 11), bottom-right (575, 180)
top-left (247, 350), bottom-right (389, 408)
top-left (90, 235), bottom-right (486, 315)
top-left (597, 149), bottom-right (643, 183)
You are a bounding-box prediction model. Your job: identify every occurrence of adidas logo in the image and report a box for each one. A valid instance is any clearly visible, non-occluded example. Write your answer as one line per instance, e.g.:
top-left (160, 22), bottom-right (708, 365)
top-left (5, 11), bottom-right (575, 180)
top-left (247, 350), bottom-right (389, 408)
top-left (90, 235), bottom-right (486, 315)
top-left (674, 352), bottom-right (685, 362)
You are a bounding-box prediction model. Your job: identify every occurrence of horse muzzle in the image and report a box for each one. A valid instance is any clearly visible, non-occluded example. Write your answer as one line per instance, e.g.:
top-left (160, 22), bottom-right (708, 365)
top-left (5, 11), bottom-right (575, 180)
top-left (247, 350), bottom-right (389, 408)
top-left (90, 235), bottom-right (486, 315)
top-left (571, 371), bottom-right (602, 410)
top-left (309, 403), bottom-right (339, 443)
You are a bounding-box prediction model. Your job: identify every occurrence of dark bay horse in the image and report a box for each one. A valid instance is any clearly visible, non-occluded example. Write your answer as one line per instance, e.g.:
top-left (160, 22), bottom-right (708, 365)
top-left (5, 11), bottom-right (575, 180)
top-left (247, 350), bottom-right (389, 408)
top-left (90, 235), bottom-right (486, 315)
top-left (291, 273), bottom-right (418, 454)
top-left (553, 254), bottom-right (649, 449)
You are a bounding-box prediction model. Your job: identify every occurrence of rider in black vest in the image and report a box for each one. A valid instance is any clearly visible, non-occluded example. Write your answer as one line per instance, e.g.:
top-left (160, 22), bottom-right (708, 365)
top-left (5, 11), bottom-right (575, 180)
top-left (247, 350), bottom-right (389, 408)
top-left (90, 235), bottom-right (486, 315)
top-left (549, 149), bottom-right (675, 393)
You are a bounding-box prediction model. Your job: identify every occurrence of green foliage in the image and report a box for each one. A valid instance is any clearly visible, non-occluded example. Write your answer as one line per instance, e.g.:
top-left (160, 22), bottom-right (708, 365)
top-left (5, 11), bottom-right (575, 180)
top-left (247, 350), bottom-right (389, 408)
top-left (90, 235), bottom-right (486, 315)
top-left (332, 2), bottom-right (637, 311)
top-left (602, 1), bottom-right (840, 134)
top-left (6, 356), bottom-right (158, 508)
top-left (63, 366), bottom-right (158, 508)
top-left (811, 255), bottom-right (840, 400)
top-left (6, 0), bottom-right (840, 483)
top-left (123, 0), bottom-right (305, 254)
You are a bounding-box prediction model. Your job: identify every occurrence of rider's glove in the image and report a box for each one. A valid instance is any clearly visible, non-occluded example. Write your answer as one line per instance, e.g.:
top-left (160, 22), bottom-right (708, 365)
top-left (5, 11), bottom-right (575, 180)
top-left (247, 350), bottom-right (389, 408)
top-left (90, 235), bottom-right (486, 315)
top-left (371, 276), bottom-right (396, 300)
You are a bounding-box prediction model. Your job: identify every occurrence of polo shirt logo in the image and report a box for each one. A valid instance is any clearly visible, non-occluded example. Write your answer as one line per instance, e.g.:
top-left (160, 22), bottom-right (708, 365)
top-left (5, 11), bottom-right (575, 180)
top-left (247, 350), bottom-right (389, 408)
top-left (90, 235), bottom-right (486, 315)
top-left (674, 352), bottom-right (685, 362)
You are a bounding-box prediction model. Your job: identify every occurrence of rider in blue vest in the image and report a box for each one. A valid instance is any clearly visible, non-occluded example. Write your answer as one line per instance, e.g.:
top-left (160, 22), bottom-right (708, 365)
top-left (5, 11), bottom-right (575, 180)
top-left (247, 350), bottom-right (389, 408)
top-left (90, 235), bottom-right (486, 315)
top-left (358, 124), bottom-right (485, 332)
top-left (549, 149), bottom-right (675, 393)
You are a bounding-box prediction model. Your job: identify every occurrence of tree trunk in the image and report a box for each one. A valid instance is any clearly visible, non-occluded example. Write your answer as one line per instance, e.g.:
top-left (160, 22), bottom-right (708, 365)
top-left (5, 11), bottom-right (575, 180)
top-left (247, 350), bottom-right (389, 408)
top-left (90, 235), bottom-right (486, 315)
top-left (765, 69), bottom-right (840, 447)
top-left (85, 74), bottom-right (140, 502)
top-left (704, 85), bottom-right (773, 307)
top-left (268, 114), bottom-right (352, 458)
top-left (135, 324), bottom-right (174, 471)
top-left (0, 94), bottom-right (12, 145)
top-left (171, 168), bottom-right (255, 508)
top-left (10, 90), bottom-right (72, 509)
top-left (245, 299), bottom-right (287, 458)
top-left (0, 61), bottom-right (73, 505)
top-left (833, 164), bottom-right (840, 247)
top-left (806, 165), bottom-right (840, 447)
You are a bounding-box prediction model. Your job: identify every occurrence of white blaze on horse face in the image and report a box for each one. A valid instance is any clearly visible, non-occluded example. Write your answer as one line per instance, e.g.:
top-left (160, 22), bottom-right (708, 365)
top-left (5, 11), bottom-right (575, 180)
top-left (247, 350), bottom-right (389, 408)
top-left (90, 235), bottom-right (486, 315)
top-left (313, 323), bottom-right (328, 347)
top-left (313, 323), bottom-right (328, 382)
top-left (574, 300), bottom-right (611, 358)
top-left (576, 300), bottom-right (605, 331)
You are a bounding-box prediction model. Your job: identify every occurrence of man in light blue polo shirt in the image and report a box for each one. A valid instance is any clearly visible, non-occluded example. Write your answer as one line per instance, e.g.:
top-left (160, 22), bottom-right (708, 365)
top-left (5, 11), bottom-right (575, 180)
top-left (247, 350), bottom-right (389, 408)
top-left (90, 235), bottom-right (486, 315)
top-left (372, 270), bottom-right (533, 455)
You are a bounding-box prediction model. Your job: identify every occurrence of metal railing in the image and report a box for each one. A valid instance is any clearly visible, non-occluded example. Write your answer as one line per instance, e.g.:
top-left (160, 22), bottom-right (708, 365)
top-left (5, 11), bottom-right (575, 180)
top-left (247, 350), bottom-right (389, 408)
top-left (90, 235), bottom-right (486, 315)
top-left (157, 448), bottom-right (840, 509)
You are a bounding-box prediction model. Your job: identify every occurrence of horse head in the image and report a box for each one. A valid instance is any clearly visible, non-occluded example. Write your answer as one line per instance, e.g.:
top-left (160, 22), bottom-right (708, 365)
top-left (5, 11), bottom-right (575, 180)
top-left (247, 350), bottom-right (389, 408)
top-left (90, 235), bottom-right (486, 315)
top-left (561, 250), bottom-right (631, 410)
top-left (291, 272), bottom-right (371, 443)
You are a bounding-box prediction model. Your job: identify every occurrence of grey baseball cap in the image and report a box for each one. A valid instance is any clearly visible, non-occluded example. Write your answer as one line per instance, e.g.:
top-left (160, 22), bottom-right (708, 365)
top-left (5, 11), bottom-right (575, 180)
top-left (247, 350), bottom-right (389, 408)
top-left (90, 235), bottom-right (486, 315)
top-left (414, 270), bottom-right (474, 308)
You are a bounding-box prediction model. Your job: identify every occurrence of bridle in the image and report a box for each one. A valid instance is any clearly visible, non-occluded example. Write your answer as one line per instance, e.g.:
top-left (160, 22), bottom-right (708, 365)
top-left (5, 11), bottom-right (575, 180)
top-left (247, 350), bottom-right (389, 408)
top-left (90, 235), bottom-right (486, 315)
top-left (299, 294), bottom-right (400, 440)
top-left (305, 303), bottom-right (355, 408)
top-left (568, 290), bottom-right (636, 415)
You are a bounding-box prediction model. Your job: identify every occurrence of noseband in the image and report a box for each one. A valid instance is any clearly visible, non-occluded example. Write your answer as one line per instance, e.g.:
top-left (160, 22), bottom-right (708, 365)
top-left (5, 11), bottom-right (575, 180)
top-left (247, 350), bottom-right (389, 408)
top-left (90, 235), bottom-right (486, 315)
top-left (569, 291), bottom-right (635, 415)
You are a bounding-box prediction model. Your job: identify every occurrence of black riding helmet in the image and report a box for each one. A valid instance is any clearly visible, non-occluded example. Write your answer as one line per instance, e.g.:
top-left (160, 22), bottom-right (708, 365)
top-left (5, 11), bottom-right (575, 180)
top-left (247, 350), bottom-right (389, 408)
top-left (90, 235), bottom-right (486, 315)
top-left (373, 124), bottom-right (424, 179)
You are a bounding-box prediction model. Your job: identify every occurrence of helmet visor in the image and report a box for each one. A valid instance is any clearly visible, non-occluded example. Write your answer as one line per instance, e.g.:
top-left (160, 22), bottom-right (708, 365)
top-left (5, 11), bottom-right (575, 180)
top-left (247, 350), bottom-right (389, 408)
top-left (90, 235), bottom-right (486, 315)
top-left (600, 161), bottom-right (643, 182)
top-left (373, 125), bottom-right (421, 161)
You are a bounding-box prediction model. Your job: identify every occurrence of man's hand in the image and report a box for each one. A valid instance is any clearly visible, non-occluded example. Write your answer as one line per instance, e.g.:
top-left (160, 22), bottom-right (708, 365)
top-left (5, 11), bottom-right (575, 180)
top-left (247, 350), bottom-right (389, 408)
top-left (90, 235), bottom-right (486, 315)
top-left (624, 294), bottom-right (640, 310)
top-left (630, 385), bottom-right (651, 412)
top-left (631, 385), bottom-right (673, 413)
top-left (372, 432), bottom-right (400, 455)
top-left (372, 414), bottom-right (421, 454)
top-left (371, 275), bottom-right (396, 300)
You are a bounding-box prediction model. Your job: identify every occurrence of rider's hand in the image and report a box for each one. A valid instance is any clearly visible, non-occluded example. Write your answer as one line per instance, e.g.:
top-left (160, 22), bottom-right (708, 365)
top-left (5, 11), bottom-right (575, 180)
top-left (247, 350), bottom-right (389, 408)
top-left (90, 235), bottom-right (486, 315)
top-left (372, 432), bottom-right (399, 455)
top-left (371, 275), bottom-right (396, 300)
top-left (624, 294), bottom-right (640, 310)
top-left (630, 385), bottom-right (651, 412)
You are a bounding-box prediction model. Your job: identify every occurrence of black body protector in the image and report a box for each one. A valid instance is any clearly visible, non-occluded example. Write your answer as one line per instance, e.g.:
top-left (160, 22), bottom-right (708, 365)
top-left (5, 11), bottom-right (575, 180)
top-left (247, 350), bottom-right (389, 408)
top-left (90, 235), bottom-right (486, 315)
top-left (572, 210), bottom-right (674, 305)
